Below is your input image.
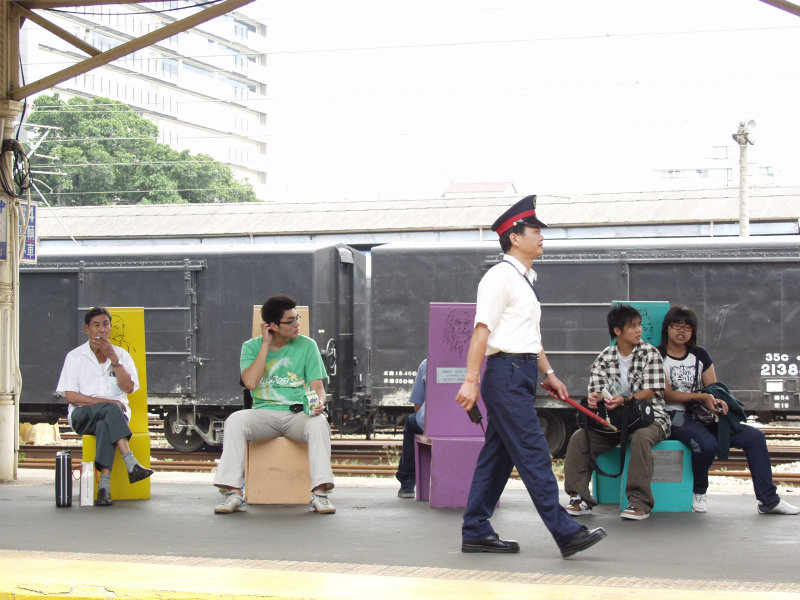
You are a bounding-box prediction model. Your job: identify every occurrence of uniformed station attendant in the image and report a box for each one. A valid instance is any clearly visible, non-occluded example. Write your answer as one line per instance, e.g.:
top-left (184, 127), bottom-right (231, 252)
top-left (455, 195), bottom-right (607, 559)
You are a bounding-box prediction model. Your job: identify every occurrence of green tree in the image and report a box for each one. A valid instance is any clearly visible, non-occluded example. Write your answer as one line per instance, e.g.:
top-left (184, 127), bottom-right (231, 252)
top-left (25, 94), bottom-right (257, 205)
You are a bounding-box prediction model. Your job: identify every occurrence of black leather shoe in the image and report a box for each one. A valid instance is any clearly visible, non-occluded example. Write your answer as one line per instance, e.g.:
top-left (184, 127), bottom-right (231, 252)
top-left (94, 488), bottom-right (113, 506)
top-left (559, 526), bottom-right (607, 558)
top-left (462, 534), bottom-right (520, 553)
top-left (128, 464), bottom-right (154, 484)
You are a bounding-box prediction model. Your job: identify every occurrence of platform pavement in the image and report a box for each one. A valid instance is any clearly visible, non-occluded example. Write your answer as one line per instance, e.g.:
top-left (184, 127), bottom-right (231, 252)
top-left (1, 469), bottom-right (799, 600)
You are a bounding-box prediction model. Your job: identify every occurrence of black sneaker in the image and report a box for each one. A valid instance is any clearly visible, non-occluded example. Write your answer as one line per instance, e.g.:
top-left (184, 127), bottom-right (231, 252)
top-left (95, 488), bottom-right (113, 506)
top-left (397, 486), bottom-right (415, 498)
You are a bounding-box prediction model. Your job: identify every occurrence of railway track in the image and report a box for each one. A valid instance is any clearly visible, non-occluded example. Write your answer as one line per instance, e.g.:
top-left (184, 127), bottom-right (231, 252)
top-left (18, 440), bottom-right (800, 484)
top-left (19, 440), bottom-right (401, 476)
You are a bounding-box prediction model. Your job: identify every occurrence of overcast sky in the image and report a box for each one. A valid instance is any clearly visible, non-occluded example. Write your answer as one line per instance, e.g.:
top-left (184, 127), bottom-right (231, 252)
top-left (245, 1), bottom-right (800, 202)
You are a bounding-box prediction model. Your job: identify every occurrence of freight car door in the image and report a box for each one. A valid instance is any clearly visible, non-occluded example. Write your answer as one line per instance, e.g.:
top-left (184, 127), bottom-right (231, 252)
top-left (75, 260), bottom-right (205, 401)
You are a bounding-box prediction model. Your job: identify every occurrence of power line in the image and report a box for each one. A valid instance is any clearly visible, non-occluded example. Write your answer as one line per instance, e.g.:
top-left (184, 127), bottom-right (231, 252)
top-left (23, 131), bottom-right (271, 143)
top-left (32, 159), bottom-right (218, 168)
top-left (23, 50), bottom-right (266, 67)
top-left (27, 135), bottom-right (153, 142)
top-left (20, 65), bottom-right (800, 113)
top-left (262, 24), bottom-right (800, 55)
top-left (44, 186), bottom-right (250, 196)
top-left (43, 0), bottom-right (226, 18)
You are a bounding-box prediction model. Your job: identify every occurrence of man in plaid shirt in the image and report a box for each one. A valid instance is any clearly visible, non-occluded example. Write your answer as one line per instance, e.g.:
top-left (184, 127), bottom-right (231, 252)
top-left (562, 304), bottom-right (669, 520)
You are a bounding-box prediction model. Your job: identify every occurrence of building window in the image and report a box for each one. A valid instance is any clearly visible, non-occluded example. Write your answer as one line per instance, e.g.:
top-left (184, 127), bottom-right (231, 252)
top-left (162, 58), bottom-right (178, 78)
top-left (184, 63), bottom-right (214, 78)
top-left (234, 19), bottom-right (256, 40)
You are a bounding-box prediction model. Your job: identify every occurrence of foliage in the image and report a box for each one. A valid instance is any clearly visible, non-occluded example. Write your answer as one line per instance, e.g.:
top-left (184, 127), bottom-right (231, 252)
top-left (25, 94), bottom-right (257, 205)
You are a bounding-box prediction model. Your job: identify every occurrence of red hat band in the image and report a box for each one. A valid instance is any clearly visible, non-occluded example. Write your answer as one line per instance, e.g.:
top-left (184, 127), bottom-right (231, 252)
top-left (495, 209), bottom-right (538, 236)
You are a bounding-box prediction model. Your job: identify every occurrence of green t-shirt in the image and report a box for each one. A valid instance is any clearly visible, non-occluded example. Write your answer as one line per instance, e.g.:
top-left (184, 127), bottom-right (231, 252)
top-left (240, 334), bottom-right (327, 411)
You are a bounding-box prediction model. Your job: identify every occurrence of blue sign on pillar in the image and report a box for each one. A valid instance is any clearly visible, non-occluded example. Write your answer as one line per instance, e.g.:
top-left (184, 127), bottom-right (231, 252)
top-left (0, 200), bottom-right (37, 263)
top-left (19, 202), bottom-right (37, 263)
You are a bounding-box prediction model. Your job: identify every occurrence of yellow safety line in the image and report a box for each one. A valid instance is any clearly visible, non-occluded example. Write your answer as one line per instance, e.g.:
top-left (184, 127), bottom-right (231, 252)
top-left (1, 554), bottom-right (799, 600)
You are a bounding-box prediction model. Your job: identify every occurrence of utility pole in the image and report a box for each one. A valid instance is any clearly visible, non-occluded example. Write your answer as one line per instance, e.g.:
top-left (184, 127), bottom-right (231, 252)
top-left (732, 120), bottom-right (756, 238)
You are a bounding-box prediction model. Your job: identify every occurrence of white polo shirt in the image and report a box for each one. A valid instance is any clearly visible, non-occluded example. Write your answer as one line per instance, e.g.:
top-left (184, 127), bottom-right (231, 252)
top-left (56, 341), bottom-right (139, 424)
top-left (475, 254), bottom-right (543, 356)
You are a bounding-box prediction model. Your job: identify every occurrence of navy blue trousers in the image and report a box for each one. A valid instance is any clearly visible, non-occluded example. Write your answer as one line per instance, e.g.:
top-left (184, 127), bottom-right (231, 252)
top-left (462, 355), bottom-right (582, 547)
top-left (395, 412), bottom-right (423, 488)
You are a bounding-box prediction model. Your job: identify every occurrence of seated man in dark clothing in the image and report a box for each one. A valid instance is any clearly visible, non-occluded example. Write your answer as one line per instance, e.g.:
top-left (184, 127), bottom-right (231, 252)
top-left (395, 359), bottom-right (427, 498)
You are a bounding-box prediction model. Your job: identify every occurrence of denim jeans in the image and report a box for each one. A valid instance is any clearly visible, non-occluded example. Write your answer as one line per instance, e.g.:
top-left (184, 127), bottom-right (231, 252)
top-left (563, 423), bottom-right (665, 512)
top-left (669, 410), bottom-right (779, 505)
top-left (395, 412), bottom-right (423, 488)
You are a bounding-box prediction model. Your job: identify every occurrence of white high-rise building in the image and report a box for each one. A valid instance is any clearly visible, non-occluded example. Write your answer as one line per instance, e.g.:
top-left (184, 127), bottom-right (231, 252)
top-left (19, 1), bottom-right (268, 199)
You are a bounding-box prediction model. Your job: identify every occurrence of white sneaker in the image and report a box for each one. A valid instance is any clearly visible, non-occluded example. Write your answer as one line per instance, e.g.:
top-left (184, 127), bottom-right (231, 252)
top-left (310, 493), bottom-right (336, 514)
top-left (565, 495), bottom-right (592, 516)
top-left (214, 492), bottom-right (246, 514)
top-left (758, 499), bottom-right (800, 515)
top-left (620, 505), bottom-right (649, 520)
top-left (692, 493), bottom-right (708, 513)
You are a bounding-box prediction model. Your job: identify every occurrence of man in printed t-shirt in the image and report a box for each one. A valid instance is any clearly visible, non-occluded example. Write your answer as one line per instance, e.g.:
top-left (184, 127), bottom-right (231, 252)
top-left (212, 294), bottom-right (336, 515)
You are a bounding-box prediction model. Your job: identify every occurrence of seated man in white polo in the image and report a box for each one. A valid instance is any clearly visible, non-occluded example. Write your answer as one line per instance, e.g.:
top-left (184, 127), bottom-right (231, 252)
top-left (213, 294), bottom-right (335, 514)
top-left (57, 306), bottom-right (153, 507)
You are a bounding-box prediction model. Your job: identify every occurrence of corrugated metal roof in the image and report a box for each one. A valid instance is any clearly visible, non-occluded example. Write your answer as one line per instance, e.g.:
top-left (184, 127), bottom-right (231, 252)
top-left (443, 182), bottom-right (516, 194)
top-left (34, 187), bottom-right (800, 240)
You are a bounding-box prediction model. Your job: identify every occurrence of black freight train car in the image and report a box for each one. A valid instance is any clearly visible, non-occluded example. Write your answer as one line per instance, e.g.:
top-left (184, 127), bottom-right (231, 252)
top-left (370, 236), bottom-right (800, 456)
top-left (19, 243), bottom-right (369, 450)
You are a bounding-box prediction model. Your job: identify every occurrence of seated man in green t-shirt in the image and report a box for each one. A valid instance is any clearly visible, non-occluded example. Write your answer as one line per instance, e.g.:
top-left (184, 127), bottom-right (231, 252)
top-left (213, 294), bottom-right (335, 515)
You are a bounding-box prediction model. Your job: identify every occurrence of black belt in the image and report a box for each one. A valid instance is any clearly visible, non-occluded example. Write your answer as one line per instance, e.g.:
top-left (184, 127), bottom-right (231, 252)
top-left (490, 352), bottom-right (539, 361)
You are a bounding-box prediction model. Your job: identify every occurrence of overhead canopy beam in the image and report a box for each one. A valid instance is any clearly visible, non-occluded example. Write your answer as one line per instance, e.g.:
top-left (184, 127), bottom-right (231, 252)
top-left (15, 0), bottom-right (195, 8)
top-left (14, 3), bottom-right (101, 57)
top-left (757, 0), bottom-right (800, 18)
top-left (9, 0), bottom-right (256, 100)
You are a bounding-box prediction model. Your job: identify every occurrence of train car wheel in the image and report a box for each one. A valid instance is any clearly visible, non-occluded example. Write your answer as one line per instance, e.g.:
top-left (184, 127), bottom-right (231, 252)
top-left (337, 420), bottom-right (365, 435)
top-left (537, 409), bottom-right (568, 458)
top-left (756, 410), bottom-right (773, 424)
top-left (164, 412), bottom-right (206, 452)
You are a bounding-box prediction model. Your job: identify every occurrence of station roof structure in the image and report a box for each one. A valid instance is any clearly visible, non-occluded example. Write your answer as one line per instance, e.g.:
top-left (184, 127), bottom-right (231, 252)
top-left (34, 186), bottom-right (800, 246)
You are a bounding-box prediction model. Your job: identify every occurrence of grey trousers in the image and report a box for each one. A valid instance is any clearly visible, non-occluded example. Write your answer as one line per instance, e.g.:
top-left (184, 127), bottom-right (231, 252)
top-left (71, 403), bottom-right (132, 471)
top-left (563, 423), bottom-right (665, 513)
top-left (213, 408), bottom-right (334, 493)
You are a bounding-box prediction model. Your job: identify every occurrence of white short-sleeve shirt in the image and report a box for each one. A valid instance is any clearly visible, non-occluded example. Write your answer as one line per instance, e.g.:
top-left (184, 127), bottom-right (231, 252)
top-left (474, 254), bottom-right (543, 356)
top-left (56, 341), bottom-right (139, 424)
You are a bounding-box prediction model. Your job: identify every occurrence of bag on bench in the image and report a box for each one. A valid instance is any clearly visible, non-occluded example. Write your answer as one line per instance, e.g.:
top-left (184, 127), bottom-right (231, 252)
top-left (581, 397), bottom-right (655, 478)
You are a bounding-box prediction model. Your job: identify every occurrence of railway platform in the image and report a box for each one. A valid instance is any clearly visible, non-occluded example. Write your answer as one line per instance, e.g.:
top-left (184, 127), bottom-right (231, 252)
top-left (2, 469), bottom-right (799, 600)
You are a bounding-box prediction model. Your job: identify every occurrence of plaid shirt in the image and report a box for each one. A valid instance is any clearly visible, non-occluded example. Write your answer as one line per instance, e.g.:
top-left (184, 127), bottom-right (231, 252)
top-left (587, 342), bottom-right (670, 436)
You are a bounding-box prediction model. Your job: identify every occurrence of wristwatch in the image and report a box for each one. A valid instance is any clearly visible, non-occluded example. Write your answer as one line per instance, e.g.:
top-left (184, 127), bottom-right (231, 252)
top-left (544, 368), bottom-right (555, 376)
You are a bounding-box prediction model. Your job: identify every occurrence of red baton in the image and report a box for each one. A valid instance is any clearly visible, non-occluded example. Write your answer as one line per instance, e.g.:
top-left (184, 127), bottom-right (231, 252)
top-left (540, 382), bottom-right (618, 432)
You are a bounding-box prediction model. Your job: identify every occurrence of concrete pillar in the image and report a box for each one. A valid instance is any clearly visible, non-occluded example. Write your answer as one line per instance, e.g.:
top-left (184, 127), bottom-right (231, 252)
top-left (0, 99), bottom-right (25, 482)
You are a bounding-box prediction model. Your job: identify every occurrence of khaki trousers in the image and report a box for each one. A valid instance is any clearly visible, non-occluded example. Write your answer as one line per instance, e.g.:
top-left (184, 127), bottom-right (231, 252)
top-left (213, 408), bottom-right (334, 493)
top-left (563, 423), bottom-right (665, 513)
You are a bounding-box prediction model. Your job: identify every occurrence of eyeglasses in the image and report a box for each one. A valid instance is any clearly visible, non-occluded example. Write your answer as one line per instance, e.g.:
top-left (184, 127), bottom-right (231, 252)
top-left (669, 323), bottom-right (693, 332)
top-left (278, 315), bottom-right (301, 325)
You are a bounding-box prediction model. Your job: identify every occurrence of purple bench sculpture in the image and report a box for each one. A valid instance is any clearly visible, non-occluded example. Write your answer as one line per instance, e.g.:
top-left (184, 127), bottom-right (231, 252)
top-left (415, 303), bottom-right (487, 508)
